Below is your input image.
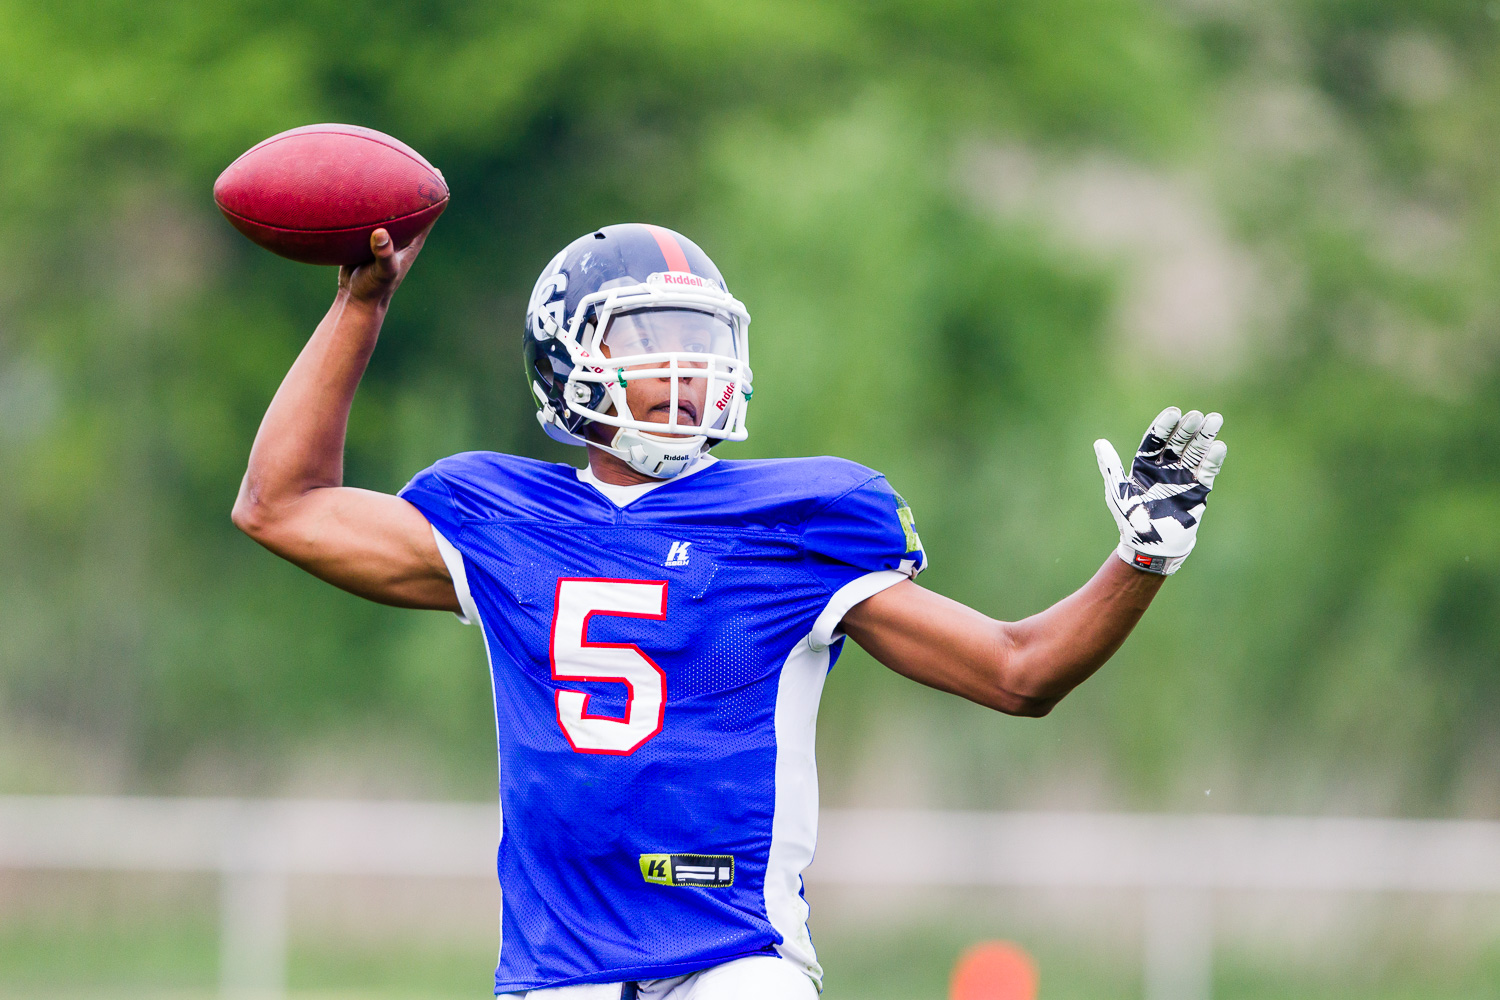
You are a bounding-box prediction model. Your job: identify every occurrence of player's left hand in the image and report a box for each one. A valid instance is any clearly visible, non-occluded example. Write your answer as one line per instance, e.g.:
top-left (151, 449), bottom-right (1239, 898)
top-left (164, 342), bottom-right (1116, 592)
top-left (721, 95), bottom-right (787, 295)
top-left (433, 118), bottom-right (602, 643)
top-left (1094, 407), bottom-right (1227, 575)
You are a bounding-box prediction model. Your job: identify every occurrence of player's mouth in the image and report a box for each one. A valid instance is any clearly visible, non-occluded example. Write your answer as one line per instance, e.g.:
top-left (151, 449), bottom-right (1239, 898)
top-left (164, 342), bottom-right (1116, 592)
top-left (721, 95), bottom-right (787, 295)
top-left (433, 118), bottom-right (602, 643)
top-left (648, 399), bottom-right (700, 427)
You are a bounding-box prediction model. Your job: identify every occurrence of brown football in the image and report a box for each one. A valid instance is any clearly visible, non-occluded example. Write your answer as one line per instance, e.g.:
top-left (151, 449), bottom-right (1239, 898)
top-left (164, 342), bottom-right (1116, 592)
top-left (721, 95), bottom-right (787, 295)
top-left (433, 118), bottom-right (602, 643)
top-left (213, 124), bottom-right (448, 266)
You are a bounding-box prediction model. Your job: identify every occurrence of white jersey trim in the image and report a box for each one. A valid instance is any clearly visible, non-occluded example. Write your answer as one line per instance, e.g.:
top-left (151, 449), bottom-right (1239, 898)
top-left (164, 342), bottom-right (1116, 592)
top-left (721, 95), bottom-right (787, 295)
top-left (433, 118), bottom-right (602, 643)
top-left (809, 569), bottom-right (909, 651)
top-left (431, 525), bottom-right (480, 626)
top-left (764, 570), bottom-right (909, 979)
top-left (428, 524), bottom-right (505, 972)
top-left (765, 633), bottom-right (829, 988)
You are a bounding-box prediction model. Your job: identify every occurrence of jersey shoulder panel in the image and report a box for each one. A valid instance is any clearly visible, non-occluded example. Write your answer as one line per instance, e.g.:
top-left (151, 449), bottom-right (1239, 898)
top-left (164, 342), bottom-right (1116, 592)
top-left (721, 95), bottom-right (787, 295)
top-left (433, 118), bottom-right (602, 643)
top-left (399, 451), bottom-right (608, 534)
top-left (718, 455), bottom-right (883, 495)
top-left (698, 457), bottom-right (926, 580)
top-left (662, 456), bottom-right (884, 530)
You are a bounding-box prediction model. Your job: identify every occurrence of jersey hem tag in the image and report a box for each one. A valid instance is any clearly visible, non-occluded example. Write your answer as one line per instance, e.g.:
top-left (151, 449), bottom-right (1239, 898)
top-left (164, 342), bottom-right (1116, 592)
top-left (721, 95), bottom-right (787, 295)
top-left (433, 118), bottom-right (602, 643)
top-left (639, 853), bottom-right (735, 887)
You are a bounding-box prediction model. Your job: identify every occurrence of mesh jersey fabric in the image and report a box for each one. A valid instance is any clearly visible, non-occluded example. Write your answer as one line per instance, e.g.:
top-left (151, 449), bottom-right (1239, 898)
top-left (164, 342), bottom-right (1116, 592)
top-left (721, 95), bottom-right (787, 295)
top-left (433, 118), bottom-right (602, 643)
top-left (398, 453), bottom-right (925, 994)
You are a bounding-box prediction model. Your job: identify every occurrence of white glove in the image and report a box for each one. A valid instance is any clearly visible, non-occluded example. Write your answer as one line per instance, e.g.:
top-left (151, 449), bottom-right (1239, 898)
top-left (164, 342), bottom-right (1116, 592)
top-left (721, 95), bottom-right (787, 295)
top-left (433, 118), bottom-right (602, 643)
top-left (1094, 407), bottom-right (1227, 575)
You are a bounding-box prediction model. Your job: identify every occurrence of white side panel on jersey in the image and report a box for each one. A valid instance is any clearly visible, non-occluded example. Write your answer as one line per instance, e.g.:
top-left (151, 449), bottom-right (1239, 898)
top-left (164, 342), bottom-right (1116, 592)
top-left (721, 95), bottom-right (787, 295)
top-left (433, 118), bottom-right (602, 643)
top-left (765, 634), bottom-right (829, 987)
top-left (767, 570), bottom-right (914, 985)
top-left (430, 525), bottom-right (504, 966)
top-left (431, 526), bottom-right (480, 626)
top-left (809, 569), bottom-right (909, 651)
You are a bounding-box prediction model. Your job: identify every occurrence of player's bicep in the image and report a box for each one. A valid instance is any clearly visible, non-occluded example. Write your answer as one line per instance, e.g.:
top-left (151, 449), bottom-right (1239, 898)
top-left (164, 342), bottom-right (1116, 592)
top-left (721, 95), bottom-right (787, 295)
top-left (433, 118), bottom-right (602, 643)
top-left (241, 485), bottom-right (460, 612)
top-left (841, 580), bottom-right (1035, 715)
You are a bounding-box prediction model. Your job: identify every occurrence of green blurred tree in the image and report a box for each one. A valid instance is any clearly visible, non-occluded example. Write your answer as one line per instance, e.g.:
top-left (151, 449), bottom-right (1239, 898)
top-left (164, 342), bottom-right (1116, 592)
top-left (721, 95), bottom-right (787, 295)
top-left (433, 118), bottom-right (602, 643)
top-left (0, 0), bottom-right (1495, 816)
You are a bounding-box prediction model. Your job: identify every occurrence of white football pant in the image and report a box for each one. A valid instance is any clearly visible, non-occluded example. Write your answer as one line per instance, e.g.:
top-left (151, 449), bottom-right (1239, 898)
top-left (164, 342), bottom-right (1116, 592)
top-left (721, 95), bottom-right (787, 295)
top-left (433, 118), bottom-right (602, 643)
top-left (497, 954), bottom-right (818, 999)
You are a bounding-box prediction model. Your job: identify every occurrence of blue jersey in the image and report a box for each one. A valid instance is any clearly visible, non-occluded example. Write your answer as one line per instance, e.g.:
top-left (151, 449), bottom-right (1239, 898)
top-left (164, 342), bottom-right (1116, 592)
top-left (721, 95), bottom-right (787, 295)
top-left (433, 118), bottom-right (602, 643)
top-left (399, 454), bottom-right (925, 993)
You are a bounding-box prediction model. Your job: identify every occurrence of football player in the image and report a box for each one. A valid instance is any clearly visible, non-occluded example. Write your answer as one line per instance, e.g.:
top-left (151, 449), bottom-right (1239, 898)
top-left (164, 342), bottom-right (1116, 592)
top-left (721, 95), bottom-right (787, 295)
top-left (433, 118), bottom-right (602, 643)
top-left (232, 223), bottom-right (1226, 999)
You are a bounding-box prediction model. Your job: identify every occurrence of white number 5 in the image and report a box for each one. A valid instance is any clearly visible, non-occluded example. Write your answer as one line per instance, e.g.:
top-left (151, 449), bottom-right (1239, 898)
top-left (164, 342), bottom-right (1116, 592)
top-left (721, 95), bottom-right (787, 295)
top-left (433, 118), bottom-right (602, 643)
top-left (549, 578), bottom-right (668, 755)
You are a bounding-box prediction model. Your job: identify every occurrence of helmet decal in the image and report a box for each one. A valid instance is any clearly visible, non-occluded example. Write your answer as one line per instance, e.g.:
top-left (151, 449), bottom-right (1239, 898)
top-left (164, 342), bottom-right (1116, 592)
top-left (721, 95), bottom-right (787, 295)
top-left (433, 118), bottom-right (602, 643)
top-left (642, 224), bottom-right (691, 273)
top-left (646, 271), bottom-right (717, 290)
top-left (527, 249), bottom-right (568, 341)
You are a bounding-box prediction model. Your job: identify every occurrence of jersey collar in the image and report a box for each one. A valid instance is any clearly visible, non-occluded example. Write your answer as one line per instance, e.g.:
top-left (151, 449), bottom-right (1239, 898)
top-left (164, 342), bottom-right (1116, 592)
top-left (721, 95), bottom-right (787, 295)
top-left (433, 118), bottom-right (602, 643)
top-left (576, 454), bottom-right (719, 508)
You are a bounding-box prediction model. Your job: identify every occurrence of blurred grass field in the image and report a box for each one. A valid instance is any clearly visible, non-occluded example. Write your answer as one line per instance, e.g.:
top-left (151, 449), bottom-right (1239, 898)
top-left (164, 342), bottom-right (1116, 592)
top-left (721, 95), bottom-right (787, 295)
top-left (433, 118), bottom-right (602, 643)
top-left (5, 876), bottom-right (1500, 1000)
top-left (4, 923), bottom-right (1500, 999)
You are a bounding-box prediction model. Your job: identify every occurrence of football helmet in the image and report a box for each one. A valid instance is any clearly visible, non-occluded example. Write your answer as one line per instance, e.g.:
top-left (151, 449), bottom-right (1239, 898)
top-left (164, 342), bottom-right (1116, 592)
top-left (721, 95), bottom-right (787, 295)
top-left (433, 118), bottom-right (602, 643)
top-left (524, 224), bottom-right (752, 479)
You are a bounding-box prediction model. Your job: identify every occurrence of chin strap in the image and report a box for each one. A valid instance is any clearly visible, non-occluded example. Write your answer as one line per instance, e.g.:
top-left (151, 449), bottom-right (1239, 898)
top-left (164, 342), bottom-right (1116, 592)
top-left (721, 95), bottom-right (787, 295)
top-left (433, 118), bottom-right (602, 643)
top-left (610, 427), bottom-right (708, 479)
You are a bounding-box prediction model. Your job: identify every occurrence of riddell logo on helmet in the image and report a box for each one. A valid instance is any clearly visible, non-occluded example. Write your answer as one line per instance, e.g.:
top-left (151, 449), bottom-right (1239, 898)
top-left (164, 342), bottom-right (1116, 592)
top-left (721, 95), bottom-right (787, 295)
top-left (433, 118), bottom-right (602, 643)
top-left (714, 383), bottom-right (736, 412)
top-left (647, 271), bottom-right (713, 289)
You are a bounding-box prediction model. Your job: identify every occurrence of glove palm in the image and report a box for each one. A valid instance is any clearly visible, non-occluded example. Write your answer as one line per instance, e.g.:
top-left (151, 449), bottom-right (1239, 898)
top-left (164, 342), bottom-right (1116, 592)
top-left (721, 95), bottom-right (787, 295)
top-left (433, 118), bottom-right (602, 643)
top-left (1094, 407), bottom-right (1227, 575)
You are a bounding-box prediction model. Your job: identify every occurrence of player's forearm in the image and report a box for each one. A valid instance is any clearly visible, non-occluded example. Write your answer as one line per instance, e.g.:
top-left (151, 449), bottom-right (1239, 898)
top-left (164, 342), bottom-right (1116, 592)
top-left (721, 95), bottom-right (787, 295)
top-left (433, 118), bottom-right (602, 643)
top-left (845, 559), bottom-right (1163, 717)
top-left (233, 290), bottom-right (384, 531)
top-left (997, 555), bottom-right (1163, 710)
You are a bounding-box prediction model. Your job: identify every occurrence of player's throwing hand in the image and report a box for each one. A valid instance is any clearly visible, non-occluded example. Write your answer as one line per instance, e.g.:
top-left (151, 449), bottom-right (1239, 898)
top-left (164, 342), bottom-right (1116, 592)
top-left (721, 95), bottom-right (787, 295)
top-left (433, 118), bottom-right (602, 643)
top-left (1095, 407), bottom-right (1227, 575)
top-left (338, 225), bottom-right (432, 308)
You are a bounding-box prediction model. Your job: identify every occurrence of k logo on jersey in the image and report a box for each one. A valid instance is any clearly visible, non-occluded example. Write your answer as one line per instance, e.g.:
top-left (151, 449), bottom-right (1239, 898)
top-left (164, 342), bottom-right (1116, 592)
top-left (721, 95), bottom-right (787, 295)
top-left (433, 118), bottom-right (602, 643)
top-left (664, 541), bottom-right (691, 567)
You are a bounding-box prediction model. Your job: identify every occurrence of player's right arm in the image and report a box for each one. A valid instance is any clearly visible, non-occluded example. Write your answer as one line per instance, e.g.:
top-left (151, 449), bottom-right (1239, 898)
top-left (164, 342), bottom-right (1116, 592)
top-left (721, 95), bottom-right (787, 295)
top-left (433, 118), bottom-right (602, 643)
top-left (231, 227), bottom-right (460, 613)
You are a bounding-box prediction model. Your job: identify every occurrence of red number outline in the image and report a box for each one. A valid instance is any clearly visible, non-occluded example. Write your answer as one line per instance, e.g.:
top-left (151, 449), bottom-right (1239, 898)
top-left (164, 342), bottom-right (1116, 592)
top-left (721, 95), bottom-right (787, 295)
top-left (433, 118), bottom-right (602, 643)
top-left (548, 577), bottom-right (669, 756)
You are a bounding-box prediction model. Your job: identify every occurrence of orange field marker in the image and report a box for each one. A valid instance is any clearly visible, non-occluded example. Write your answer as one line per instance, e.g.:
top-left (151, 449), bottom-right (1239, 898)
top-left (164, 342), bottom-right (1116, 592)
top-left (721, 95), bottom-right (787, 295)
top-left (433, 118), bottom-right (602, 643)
top-left (948, 940), bottom-right (1039, 1000)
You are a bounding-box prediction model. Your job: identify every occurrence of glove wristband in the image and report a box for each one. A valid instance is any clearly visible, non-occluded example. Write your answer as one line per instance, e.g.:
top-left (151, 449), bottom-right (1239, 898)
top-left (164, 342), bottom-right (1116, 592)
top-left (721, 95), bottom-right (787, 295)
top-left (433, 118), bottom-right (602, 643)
top-left (1114, 541), bottom-right (1185, 576)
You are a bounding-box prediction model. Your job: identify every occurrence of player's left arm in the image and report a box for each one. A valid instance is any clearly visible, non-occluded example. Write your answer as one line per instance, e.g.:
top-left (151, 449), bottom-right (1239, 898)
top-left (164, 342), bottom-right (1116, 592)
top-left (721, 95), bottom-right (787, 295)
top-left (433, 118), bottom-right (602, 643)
top-left (841, 407), bottom-right (1227, 718)
top-left (842, 560), bottom-right (1160, 717)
